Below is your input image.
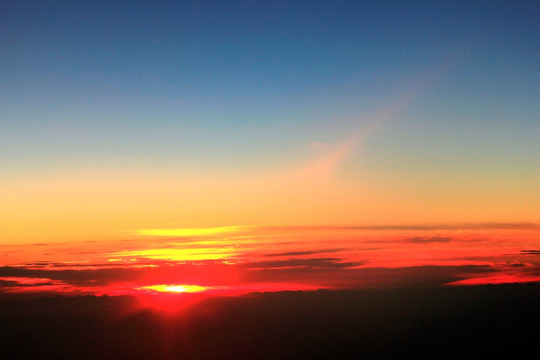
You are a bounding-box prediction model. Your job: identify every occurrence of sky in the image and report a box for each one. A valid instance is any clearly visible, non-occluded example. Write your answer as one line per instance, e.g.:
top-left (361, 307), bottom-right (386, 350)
top-left (1, 1), bottom-right (540, 300)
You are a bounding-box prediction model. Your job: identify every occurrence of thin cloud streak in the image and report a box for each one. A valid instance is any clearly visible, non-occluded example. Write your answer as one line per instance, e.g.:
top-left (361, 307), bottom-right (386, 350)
top-left (402, 236), bottom-right (453, 243)
top-left (263, 249), bottom-right (346, 257)
top-left (292, 56), bottom-right (465, 181)
top-left (256, 222), bottom-right (540, 231)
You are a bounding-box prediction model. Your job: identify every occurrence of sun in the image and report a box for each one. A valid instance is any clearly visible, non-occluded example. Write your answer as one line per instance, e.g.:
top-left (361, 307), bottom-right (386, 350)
top-left (139, 284), bottom-right (206, 293)
top-left (133, 284), bottom-right (210, 312)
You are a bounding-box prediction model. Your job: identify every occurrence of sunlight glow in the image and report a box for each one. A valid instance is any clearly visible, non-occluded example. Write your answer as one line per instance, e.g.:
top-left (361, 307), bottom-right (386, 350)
top-left (110, 247), bottom-right (238, 261)
top-left (140, 284), bottom-right (206, 293)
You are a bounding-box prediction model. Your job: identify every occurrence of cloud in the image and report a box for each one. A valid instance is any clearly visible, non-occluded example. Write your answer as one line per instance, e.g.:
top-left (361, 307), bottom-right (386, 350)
top-left (2, 241), bottom-right (539, 297)
top-left (258, 222), bottom-right (540, 232)
top-left (241, 263), bottom-right (496, 289)
top-left (263, 249), bottom-right (346, 257)
top-left (0, 277), bottom-right (64, 289)
top-left (521, 250), bottom-right (540, 256)
top-left (0, 265), bottom-right (143, 287)
top-left (241, 257), bottom-right (366, 270)
top-left (402, 236), bottom-right (452, 244)
top-left (0, 260), bottom-right (243, 293)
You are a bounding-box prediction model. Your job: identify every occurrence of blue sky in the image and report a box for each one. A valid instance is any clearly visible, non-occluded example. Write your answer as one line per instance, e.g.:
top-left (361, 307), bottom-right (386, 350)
top-left (2, 1), bottom-right (540, 230)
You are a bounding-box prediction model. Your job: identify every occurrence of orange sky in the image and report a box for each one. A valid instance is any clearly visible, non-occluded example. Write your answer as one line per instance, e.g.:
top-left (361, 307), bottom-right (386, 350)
top-left (2, 224), bottom-right (539, 304)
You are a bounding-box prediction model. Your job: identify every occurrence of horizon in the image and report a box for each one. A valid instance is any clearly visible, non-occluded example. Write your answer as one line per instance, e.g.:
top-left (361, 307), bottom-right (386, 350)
top-left (2, 222), bottom-right (539, 303)
top-left (1, 1), bottom-right (539, 358)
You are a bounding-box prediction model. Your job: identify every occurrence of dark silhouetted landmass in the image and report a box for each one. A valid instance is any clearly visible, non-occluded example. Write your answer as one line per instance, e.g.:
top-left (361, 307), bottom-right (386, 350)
top-left (1, 283), bottom-right (539, 359)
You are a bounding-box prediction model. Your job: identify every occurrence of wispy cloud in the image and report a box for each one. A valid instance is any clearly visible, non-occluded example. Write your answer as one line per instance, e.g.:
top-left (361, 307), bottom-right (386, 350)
top-left (0, 265), bottom-right (143, 287)
top-left (290, 58), bottom-right (463, 181)
top-left (521, 250), bottom-right (540, 256)
top-left (257, 222), bottom-right (540, 231)
top-left (241, 257), bottom-right (366, 270)
top-left (263, 249), bottom-right (346, 257)
top-left (402, 236), bottom-right (453, 244)
top-left (0, 277), bottom-right (61, 287)
top-left (292, 95), bottom-right (413, 180)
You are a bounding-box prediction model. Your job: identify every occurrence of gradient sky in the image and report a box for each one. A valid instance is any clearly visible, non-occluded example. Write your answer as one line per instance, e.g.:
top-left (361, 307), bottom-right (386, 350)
top-left (1, 1), bottom-right (540, 298)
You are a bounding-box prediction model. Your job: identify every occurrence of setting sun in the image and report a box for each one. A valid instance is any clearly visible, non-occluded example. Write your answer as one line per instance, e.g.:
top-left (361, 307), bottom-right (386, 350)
top-left (140, 284), bottom-right (207, 293)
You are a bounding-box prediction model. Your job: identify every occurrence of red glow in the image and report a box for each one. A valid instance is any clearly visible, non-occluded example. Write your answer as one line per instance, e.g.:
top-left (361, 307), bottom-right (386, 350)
top-left (445, 273), bottom-right (540, 286)
top-left (1, 227), bottom-right (539, 303)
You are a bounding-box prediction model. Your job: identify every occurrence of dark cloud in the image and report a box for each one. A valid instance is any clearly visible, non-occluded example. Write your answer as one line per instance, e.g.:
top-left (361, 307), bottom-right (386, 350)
top-left (0, 279), bottom-right (29, 288)
top-left (508, 262), bottom-right (527, 268)
top-left (0, 260), bottom-right (243, 289)
top-left (402, 236), bottom-right (452, 244)
top-left (241, 257), bottom-right (366, 270)
top-left (0, 279), bottom-right (62, 289)
top-left (23, 262), bottom-right (120, 268)
top-left (241, 263), bottom-right (496, 289)
top-left (0, 266), bottom-right (143, 286)
top-left (24, 262), bottom-right (53, 266)
top-left (521, 250), bottom-right (540, 256)
top-left (263, 249), bottom-right (346, 257)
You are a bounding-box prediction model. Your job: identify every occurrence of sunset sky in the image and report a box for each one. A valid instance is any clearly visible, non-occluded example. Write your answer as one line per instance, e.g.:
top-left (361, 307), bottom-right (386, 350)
top-left (1, 1), bottom-right (540, 300)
